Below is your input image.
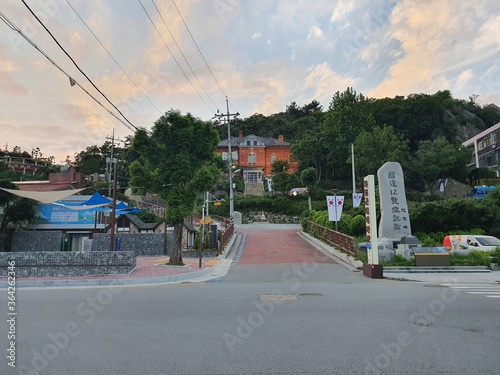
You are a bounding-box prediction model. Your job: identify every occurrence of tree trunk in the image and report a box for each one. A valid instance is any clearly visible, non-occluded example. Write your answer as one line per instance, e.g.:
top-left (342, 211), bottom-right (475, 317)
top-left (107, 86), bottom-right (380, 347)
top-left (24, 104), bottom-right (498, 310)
top-left (308, 195), bottom-right (312, 211)
top-left (168, 220), bottom-right (184, 265)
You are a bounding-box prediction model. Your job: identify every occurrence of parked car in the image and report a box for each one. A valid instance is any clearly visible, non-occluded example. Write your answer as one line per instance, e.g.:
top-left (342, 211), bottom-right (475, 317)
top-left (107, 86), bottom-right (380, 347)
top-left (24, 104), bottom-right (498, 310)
top-left (443, 234), bottom-right (500, 251)
top-left (468, 185), bottom-right (496, 199)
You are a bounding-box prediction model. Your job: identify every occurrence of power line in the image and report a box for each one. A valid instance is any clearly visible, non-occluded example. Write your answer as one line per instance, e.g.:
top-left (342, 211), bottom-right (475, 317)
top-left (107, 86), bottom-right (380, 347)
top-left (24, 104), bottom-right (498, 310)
top-left (170, 0), bottom-right (227, 99)
top-left (151, 0), bottom-right (220, 112)
top-left (66, 0), bottom-right (164, 116)
top-left (0, 10), bottom-right (136, 133)
top-left (20, 0), bottom-right (139, 132)
top-left (138, 0), bottom-right (216, 114)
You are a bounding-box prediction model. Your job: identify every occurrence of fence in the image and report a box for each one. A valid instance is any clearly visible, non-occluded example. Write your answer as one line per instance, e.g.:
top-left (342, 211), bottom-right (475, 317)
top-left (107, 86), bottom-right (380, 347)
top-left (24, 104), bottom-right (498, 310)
top-left (306, 221), bottom-right (356, 256)
top-left (220, 220), bottom-right (234, 253)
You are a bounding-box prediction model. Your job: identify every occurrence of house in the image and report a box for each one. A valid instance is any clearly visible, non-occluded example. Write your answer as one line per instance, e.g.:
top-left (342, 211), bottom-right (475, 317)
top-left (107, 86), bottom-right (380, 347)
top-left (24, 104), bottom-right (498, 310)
top-left (13, 166), bottom-right (87, 192)
top-left (217, 131), bottom-right (298, 193)
top-left (463, 122), bottom-right (500, 186)
top-left (463, 122), bottom-right (500, 169)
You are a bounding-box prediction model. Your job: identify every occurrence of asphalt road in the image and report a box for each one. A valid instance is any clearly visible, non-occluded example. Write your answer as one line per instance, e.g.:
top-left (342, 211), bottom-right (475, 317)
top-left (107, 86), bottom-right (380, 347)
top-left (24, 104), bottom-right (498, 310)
top-left (1, 225), bottom-right (499, 375)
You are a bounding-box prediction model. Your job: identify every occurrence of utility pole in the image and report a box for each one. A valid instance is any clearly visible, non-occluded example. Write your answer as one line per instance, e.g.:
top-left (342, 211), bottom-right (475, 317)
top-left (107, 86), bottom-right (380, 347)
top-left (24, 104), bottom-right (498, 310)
top-left (106, 129), bottom-right (126, 197)
top-left (213, 98), bottom-right (239, 217)
top-left (105, 129), bottom-right (126, 251)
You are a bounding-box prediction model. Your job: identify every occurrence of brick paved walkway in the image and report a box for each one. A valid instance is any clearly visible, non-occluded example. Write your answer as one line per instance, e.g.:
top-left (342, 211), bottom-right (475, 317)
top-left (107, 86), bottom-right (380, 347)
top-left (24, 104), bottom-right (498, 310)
top-left (10, 256), bottom-right (218, 283)
top-left (235, 226), bottom-right (337, 265)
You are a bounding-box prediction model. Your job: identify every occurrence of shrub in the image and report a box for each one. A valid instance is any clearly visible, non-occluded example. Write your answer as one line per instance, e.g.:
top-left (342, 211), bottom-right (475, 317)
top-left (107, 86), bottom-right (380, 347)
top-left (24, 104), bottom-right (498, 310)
top-left (350, 215), bottom-right (366, 237)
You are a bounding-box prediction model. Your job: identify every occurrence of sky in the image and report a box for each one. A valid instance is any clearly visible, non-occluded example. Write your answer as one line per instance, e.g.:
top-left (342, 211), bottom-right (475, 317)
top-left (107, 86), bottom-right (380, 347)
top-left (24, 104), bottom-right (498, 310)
top-left (1, 0), bottom-right (499, 164)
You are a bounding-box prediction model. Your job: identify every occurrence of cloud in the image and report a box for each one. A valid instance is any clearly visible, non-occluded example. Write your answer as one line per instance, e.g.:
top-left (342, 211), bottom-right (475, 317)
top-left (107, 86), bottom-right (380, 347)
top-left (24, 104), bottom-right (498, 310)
top-left (304, 62), bottom-right (358, 103)
top-left (0, 71), bottom-right (28, 95)
top-left (307, 25), bottom-right (323, 39)
top-left (251, 32), bottom-right (262, 39)
top-left (368, 0), bottom-right (500, 99)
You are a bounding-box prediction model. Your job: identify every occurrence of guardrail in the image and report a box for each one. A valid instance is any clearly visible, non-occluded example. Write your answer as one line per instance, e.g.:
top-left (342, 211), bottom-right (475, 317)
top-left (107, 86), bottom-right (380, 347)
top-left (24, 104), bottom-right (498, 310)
top-left (220, 221), bottom-right (234, 252)
top-left (306, 221), bottom-right (356, 256)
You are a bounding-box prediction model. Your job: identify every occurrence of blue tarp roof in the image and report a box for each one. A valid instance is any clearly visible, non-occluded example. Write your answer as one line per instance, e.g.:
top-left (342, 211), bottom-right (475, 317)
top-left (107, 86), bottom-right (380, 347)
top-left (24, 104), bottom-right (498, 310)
top-left (83, 192), bottom-right (112, 206)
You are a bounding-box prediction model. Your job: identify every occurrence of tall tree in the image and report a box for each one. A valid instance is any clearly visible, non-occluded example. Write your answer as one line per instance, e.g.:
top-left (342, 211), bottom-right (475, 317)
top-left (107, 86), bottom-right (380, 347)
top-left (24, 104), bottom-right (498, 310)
top-left (322, 88), bottom-right (376, 181)
top-left (411, 137), bottom-right (472, 194)
top-left (129, 110), bottom-right (221, 265)
top-left (0, 181), bottom-right (38, 252)
top-left (353, 125), bottom-right (410, 178)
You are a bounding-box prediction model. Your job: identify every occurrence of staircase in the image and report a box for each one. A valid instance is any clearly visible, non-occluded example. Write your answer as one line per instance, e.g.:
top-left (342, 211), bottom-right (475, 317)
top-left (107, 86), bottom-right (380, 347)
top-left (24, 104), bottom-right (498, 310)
top-left (245, 182), bottom-right (265, 196)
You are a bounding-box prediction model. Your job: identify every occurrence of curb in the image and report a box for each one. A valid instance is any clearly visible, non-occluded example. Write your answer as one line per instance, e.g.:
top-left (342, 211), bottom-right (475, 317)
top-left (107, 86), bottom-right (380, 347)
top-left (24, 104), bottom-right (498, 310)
top-left (0, 233), bottom-right (241, 289)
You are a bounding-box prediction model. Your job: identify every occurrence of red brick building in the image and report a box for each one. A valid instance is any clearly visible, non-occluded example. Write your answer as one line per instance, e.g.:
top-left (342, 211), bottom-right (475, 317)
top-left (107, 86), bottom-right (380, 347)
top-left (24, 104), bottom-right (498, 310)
top-left (217, 131), bottom-right (298, 183)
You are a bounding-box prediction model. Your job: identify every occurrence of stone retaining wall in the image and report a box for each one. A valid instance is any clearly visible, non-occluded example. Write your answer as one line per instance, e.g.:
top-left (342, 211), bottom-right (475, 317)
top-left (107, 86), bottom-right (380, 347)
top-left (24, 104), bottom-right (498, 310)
top-left (0, 251), bottom-right (136, 277)
top-left (12, 231), bottom-right (62, 252)
top-left (91, 233), bottom-right (173, 255)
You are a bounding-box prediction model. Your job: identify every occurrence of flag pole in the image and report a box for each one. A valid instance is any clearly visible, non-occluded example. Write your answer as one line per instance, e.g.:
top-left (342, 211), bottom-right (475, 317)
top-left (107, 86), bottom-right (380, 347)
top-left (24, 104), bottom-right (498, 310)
top-left (352, 143), bottom-right (356, 196)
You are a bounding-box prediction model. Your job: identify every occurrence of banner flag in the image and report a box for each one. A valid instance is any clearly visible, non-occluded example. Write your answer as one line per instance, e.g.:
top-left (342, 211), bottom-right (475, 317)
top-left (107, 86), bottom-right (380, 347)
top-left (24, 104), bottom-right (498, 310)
top-left (326, 195), bottom-right (344, 222)
top-left (352, 193), bottom-right (363, 207)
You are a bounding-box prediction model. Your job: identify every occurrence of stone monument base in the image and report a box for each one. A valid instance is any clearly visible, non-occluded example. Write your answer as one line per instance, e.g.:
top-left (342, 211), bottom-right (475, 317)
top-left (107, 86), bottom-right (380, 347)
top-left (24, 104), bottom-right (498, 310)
top-left (363, 264), bottom-right (384, 279)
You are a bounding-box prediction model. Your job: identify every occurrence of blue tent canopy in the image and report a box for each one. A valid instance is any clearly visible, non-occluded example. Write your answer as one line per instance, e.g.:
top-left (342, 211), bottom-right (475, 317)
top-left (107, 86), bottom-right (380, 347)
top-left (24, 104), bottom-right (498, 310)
top-left (84, 192), bottom-right (112, 206)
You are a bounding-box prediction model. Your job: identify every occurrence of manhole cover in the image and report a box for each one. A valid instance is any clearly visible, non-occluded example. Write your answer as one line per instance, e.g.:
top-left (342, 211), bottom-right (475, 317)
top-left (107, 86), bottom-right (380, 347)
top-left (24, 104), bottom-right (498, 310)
top-left (258, 294), bottom-right (298, 301)
top-left (298, 293), bottom-right (323, 297)
top-left (424, 284), bottom-right (449, 288)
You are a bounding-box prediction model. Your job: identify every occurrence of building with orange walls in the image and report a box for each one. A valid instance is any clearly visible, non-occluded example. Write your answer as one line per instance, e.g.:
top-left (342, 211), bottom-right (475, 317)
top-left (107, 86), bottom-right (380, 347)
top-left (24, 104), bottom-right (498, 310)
top-left (217, 131), bottom-right (298, 183)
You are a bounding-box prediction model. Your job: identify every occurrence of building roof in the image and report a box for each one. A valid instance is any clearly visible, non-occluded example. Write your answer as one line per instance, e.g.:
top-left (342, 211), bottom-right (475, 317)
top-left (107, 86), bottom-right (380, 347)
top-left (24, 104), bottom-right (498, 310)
top-left (218, 134), bottom-right (290, 147)
top-left (463, 122), bottom-right (500, 147)
top-left (125, 214), bottom-right (162, 230)
top-left (13, 181), bottom-right (78, 192)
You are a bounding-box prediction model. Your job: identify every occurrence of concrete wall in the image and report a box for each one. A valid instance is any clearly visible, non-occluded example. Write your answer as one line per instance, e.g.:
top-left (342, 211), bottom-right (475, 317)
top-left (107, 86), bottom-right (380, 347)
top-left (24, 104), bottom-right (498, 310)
top-left (0, 251), bottom-right (136, 277)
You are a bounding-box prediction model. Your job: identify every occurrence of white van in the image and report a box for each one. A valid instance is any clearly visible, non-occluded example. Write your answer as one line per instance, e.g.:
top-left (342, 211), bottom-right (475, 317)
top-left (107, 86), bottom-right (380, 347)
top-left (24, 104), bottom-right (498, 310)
top-left (443, 235), bottom-right (500, 252)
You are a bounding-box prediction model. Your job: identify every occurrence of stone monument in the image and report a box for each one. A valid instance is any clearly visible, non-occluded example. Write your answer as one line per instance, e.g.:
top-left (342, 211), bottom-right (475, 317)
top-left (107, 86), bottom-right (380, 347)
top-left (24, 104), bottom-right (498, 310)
top-left (377, 162), bottom-right (412, 240)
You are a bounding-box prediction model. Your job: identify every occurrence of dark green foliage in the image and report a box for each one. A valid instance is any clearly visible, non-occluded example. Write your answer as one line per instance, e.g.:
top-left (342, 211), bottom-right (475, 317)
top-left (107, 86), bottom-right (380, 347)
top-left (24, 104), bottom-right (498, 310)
top-left (350, 215), bottom-right (366, 237)
top-left (136, 211), bottom-right (162, 223)
top-left (450, 251), bottom-right (492, 267)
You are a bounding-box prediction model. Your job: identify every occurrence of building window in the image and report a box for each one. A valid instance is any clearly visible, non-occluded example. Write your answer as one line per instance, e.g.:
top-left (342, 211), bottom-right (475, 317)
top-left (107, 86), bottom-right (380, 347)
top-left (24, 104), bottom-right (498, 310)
top-left (232, 151), bottom-right (238, 161)
top-left (493, 133), bottom-right (497, 144)
top-left (271, 153), bottom-right (277, 163)
top-left (248, 152), bottom-right (256, 164)
top-left (221, 152), bottom-right (228, 160)
top-left (247, 141), bottom-right (251, 146)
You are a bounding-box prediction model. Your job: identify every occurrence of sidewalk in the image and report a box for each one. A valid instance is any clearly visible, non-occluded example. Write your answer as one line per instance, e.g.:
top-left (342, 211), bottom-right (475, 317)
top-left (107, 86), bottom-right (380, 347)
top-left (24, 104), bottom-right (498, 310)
top-left (0, 234), bottom-right (241, 288)
top-left (298, 231), bottom-right (500, 284)
top-left (2, 228), bottom-right (499, 288)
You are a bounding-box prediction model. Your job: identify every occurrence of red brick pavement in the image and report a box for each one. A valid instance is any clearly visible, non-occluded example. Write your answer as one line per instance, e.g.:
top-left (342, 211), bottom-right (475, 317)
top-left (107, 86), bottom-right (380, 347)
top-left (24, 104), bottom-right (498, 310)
top-left (236, 227), bottom-right (337, 265)
top-left (11, 256), bottom-right (217, 283)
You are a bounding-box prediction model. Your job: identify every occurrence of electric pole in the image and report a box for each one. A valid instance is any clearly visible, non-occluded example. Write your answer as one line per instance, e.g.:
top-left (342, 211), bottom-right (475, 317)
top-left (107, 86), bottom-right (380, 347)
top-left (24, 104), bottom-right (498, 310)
top-left (213, 97), bottom-right (239, 217)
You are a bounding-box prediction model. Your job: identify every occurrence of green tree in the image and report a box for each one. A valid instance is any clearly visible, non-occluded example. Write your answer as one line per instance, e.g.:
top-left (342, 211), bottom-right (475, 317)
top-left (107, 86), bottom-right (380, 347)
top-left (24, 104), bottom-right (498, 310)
top-left (271, 160), bottom-right (289, 174)
top-left (353, 125), bottom-right (410, 177)
top-left (0, 181), bottom-right (38, 252)
top-left (129, 110), bottom-right (221, 265)
top-left (411, 137), bottom-right (472, 194)
top-left (292, 130), bottom-right (327, 180)
top-left (322, 88), bottom-right (376, 181)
